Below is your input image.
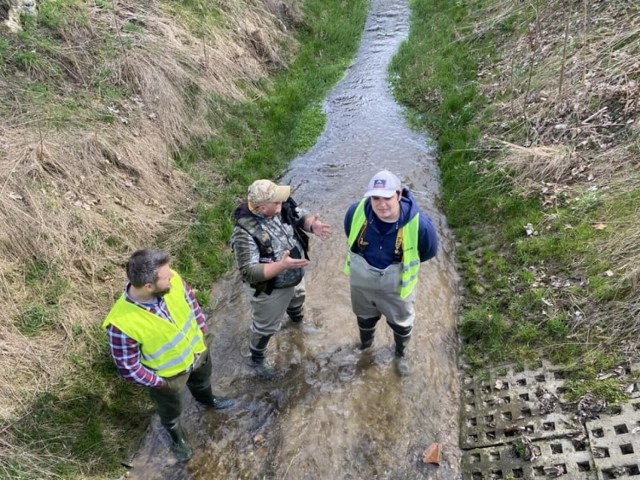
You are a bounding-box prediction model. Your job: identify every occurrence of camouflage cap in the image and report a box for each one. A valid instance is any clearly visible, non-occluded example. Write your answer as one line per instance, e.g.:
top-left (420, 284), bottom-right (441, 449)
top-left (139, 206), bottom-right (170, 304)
top-left (247, 179), bottom-right (291, 207)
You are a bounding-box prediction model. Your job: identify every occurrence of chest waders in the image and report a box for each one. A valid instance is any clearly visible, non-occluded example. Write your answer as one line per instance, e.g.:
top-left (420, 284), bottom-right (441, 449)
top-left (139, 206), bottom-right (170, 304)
top-left (345, 199), bottom-right (420, 377)
top-left (234, 199), bottom-right (309, 380)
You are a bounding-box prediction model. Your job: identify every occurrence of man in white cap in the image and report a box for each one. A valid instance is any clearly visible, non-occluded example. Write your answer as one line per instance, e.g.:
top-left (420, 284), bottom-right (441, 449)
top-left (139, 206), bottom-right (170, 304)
top-left (231, 179), bottom-right (331, 379)
top-left (344, 170), bottom-right (438, 376)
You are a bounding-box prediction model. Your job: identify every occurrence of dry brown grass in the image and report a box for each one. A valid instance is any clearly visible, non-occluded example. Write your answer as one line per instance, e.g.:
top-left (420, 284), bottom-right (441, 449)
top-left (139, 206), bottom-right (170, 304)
top-left (473, 0), bottom-right (640, 349)
top-left (0, 0), bottom-right (300, 421)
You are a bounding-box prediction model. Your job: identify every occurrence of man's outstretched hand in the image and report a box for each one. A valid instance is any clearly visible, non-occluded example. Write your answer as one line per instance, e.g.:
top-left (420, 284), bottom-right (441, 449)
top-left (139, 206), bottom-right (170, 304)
top-left (307, 213), bottom-right (332, 240)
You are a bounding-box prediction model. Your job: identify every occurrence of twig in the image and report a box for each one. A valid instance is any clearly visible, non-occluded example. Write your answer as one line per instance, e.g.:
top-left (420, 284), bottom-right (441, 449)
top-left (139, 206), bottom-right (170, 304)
top-left (581, 0), bottom-right (588, 85)
top-left (522, 2), bottom-right (541, 122)
top-left (558, 4), bottom-right (572, 96)
top-left (581, 106), bottom-right (607, 124)
top-left (281, 450), bottom-right (300, 480)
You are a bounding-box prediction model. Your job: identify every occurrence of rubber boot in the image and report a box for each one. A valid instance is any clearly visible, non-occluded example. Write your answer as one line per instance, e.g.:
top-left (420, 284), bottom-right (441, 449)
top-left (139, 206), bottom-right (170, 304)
top-left (187, 352), bottom-right (235, 409)
top-left (390, 324), bottom-right (412, 377)
top-left (167, 423), bottom-right (193, 462)
top-left (287, 305), bottom-right (304, 323)
top-left (195, 394), bottom-right (235, 409)
top-left (357, 316), bottom-right (380, 350)
top-left (249, 333), bottom-right (280, 380)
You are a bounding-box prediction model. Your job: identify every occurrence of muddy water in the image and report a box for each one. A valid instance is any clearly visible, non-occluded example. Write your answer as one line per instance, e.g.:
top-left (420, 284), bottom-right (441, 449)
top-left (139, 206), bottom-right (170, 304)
top-left (129, 0), bottom-right (461, 478)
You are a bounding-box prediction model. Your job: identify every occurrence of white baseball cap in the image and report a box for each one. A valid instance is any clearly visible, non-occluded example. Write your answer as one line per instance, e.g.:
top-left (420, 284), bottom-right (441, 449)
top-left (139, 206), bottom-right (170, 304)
top-left (364, 170), bottom-right (402, 198)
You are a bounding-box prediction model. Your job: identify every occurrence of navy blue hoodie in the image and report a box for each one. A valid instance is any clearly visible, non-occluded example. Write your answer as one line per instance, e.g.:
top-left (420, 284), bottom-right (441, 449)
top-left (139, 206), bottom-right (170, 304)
top-left (344, 187), bottom-right (438, 269)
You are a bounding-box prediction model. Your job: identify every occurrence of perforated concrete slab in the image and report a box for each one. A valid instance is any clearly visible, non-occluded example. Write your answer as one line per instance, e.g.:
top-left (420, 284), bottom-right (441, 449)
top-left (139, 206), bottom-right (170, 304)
top-left (462, 438), bottom-right (596, 480)
top-left (461, 362), bottom-right (580, 449)
top-left (460, 360), bottom-right (640, 479)
top-left (586, 401), bottom-right (640, 479)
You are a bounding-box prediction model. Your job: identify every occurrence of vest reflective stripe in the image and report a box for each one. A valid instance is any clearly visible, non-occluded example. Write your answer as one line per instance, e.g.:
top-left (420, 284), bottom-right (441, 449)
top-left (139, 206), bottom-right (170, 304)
top-left (102, 271), bottom-right (206, 377)
top-left (399, 217), bottom-right (420, 298)
top-left (141, 312), bottom-right (196, 361)
top-left (151, 329), bottom-right (202, 372)
top-left (344, 199), bottom-right (421, 298)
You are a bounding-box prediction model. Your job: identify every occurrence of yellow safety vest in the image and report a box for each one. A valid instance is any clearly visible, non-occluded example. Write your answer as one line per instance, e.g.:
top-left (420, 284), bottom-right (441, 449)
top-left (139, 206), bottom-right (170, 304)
top-left (102, 271), bottom-right (206, 377)
top-left (344, 199), bottom-right (421, 298)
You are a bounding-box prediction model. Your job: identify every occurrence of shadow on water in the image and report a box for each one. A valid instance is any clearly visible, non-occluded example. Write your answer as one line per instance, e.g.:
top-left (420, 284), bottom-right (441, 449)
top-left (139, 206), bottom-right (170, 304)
top-left (129, 0), bottom-right (462, 477)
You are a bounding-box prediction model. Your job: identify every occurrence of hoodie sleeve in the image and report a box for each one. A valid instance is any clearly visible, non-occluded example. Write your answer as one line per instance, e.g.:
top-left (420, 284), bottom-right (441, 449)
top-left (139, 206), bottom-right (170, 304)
top-left (418, 212), bottom-right (438, 262)
top-left (343, 201), bottom-right (360, 238)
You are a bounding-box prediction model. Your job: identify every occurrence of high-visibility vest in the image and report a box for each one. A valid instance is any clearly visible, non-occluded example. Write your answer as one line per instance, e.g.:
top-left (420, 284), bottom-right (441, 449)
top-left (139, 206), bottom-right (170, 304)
top-left (102, 271), bottom-right (206, 377)
top-left (344, 199), bottom-right (421, 298)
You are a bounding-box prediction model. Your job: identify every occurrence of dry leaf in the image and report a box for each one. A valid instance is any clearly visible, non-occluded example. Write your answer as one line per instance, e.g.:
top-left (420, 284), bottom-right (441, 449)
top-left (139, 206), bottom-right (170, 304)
top-left (422, 442), bottom-right (441, 465)
top-left (593, 223), bottom-right (607, 230)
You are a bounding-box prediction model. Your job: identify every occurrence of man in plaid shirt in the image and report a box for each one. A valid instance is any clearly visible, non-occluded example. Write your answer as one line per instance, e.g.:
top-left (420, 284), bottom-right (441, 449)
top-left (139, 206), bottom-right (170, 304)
top-left (103, 249), bottom-right (234, 462)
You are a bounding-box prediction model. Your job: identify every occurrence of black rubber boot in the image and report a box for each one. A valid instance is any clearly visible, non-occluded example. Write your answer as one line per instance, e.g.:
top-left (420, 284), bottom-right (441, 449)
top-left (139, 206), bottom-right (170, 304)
top-left (357, 316), bottom-right (380, 350)
top-left (390, 323), bottom-right (412, 377)
top-left (196, 395), bottom-right (235, 409)
top-left (167, 423), bottom-right (193, 462)
top-left (186, 351), bottom-right (235, 409)
top-left (287, 305), bottom-right (304, 323)
top-left (249, 333), bottom-right (280, 380)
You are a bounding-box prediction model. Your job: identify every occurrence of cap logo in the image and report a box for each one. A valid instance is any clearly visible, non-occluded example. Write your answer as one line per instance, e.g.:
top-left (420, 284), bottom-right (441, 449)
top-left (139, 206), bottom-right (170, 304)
top-left (373, 179), bottom-right (387, 189)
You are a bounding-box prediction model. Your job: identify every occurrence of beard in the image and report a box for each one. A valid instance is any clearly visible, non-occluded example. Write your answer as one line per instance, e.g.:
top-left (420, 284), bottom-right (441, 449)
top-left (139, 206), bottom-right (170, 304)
top-left (154, 287), bottom-right (171, 296)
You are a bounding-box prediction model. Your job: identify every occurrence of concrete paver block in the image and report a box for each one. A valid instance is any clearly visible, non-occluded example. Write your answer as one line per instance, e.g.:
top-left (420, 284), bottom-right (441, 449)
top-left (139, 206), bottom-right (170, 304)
top-left (460, 360), bottom-right (640, 478)
top-left (462, 438), bottom-right (596, 479)
top-left (461, 363), bottom-right (580, 449)
top-left (586, 401), bottom-right (640, 479)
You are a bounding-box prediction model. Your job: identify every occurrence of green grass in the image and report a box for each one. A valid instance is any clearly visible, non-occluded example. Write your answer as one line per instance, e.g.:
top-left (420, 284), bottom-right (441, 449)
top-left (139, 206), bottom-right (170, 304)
top-left (7, 338), bottom-right (150, 478)
top-left (160, 0), bottom-right (225, 36)
top-left (0, 0), bottom-right (134, 127)
top-left (15, 256), bottom-right (68, 336)
top-left (172, 0), bottom-right (369, 297)
top-left (389, 0), bottom-right (631, 389)
top-left (15, 302), bottom-right (60, 336)
top-left (37, 0), bottom-right (90, 31)
top-left (563, 378), bottom-right (630, 405)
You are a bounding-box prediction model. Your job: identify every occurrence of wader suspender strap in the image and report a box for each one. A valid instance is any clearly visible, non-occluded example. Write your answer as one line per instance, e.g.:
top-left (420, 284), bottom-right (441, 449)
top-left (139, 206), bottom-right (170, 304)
top-left (357, 220), bottom-right (368, 248)
top-left (356, 219), bottom-right (403, 263)
top-left (394, 226), bottom-right (404, 261)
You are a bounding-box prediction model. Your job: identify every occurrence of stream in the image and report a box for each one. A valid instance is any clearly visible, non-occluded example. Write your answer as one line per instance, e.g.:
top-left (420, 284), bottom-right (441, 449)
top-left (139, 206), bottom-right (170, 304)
top-left (129, 0), bottom-right (462, 477)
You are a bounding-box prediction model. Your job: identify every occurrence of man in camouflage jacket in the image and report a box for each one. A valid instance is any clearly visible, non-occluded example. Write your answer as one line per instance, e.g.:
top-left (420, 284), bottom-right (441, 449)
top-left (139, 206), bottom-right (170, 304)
top-left (231, 179), bottom-right (331, 379)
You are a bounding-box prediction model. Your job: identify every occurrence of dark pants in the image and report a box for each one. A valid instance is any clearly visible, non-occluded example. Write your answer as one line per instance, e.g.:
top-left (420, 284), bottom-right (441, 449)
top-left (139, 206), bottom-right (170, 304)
top-left (148, 350), bottom-right (213, 430)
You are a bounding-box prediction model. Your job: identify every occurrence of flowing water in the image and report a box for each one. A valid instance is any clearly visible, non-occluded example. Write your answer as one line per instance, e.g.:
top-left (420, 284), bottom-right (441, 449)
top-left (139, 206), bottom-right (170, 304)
top-left (129, 0), bottom-right (462, 477)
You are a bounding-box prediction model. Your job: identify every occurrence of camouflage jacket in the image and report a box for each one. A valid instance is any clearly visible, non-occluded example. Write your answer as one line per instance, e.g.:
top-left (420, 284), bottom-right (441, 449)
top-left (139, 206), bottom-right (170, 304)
top-left (231, 198), bottom-right (309, 295)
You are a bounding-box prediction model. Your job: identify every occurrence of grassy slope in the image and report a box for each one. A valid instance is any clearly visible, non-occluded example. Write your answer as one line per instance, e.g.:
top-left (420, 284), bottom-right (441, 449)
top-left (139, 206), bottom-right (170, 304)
top-left (1, 0), bottom-right (368, 478)
top-left (391, 0), bottom-right (639, 401)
